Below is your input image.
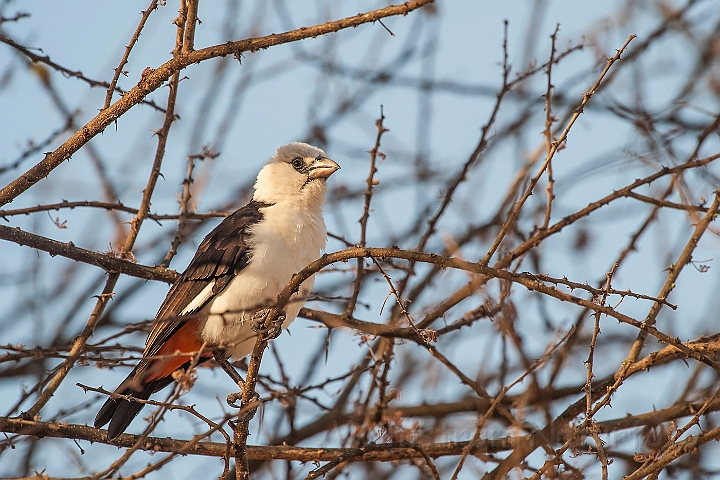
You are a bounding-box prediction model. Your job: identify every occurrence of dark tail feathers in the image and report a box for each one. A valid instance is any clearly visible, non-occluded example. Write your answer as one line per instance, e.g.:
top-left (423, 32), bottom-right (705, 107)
top-left (94, 372), bottom-right (172, 440)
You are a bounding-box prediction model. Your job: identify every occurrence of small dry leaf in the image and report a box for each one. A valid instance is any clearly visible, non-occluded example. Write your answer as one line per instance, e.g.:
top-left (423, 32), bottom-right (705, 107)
top-left (172, 368), bottom-right (198, 393)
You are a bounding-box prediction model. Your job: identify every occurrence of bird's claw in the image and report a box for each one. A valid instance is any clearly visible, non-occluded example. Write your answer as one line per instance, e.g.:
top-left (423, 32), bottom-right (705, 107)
top-left (263, 317), bottom-right (284, 341)
top-left (251, 309), bottom-right (286, 340)
top-left (226, 391), bottom-right (261, 414)
top-left (227, 392), bottom-right (243, 408)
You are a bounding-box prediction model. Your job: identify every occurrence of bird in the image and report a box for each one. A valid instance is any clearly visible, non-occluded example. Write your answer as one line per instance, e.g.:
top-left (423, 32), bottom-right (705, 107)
top-left (94, 142), bottom-right (339, 439)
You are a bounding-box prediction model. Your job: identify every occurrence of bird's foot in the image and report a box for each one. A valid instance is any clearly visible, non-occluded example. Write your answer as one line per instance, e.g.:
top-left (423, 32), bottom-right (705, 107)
top-left (226, 390), bottom-right (261, 413)
top-left (227, 391), bottom-right (243, 409)
top-left (264, 315), bottom-right (284, 341)
top-left (251, 309), bottom-right (286, 340)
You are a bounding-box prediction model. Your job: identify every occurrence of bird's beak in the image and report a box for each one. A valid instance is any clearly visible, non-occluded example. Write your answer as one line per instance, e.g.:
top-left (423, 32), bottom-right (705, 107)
top-left (308, 157), bottom-right (340, 180)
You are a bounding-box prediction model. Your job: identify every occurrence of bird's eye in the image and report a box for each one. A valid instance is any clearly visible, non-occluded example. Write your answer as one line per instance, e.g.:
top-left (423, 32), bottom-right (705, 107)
top-left (291, 158), bottom-right (305, 171)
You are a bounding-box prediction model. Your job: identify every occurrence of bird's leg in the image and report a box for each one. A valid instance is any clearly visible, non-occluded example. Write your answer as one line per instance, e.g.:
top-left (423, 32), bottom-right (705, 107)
top-left (212, 348), bottom-right (247, 408)
top-left (217, 358), bottom-right (245, 388)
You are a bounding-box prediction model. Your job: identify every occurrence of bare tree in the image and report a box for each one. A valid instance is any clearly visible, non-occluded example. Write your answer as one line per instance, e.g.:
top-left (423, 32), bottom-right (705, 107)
top-left (1, 1), bottom-right (720, 478)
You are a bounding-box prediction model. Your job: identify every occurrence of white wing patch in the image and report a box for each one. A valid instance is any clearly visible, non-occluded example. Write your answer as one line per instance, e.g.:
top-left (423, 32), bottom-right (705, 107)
top-left (180, 280), bottom-right (216, 315)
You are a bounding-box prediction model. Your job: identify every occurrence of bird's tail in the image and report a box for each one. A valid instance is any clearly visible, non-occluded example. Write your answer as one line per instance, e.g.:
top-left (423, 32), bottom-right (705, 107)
top-left (94, 317), bottom-right (210, 439)
top-left (94, 368), bottom-right (173, 440)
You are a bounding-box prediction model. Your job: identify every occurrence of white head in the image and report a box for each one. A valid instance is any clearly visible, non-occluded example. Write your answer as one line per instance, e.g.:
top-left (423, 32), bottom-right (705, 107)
top-left (252, 142), bottom-right (340, 207)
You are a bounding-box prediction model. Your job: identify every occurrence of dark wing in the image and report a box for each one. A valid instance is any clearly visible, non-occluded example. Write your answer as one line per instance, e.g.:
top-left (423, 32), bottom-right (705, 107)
top-left (143, 200), bottom-right (269, 357)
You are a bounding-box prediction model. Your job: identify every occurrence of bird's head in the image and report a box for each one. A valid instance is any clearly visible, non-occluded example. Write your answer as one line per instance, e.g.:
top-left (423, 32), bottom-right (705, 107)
top-left (253, 142), bottom-right (340, 206)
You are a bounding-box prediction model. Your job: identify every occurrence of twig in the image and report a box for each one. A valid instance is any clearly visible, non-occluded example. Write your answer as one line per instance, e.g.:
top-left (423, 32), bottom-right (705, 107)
top-left (0, 114), bottom-right (76, 175)
top-left (103, 0), bottom-right (160, 109)
top-left (0, 33), bottom-right (166, 113)
top-left (584, 263), bottom-right (618, 480)
top-left (541, 25), bottom-right (559, 229)
top-left (345, 108), bottom-right (388, 315)
top-left (627, 190), bottom-right (710, 212)
top-left (161, 147), bottom-right (218, 268)
top-left (372, 258), bottom-right (432, 343)
top-left (0, 199), bottom-right (229, 221)
top-left (0, 224), bottom-right (177, 283)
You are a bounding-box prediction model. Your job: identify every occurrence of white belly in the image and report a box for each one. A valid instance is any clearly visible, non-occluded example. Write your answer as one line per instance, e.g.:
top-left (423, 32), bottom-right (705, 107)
top-left (201, 271), bottom-right (315, 359)
top-left (200, 202), bottom-right (325, 359)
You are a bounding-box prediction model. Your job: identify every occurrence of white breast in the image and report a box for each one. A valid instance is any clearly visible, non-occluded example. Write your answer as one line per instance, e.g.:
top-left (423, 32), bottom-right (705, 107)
top-left (200, 201), bottom-right (326, 359)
